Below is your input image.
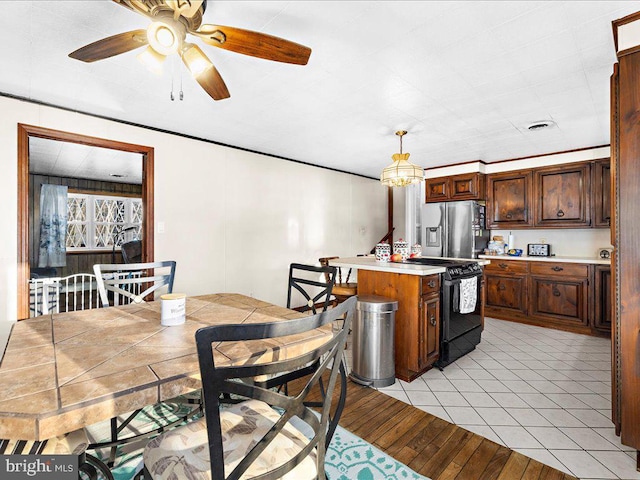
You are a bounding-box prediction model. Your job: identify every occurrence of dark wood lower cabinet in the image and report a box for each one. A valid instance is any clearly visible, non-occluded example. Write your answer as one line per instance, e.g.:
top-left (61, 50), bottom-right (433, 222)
top-left (484, 259), bottom-right (610, 337)
top-left (529, 275), bottom-right (589, 329)
top-left (485, 274), bottom-right (528, 315)
top-left (357, 269), bottom-right (440, 382)
top-left (419, 293), bottom-right (440, 371)
top-left (594, 265), bottom-right (612, 332)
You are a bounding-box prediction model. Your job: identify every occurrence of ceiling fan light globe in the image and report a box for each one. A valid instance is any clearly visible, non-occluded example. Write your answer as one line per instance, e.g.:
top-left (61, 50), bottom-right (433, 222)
top-left (183, 44), bottom-right (212, 77)
top-left (156, 26), bottom-right (175, 48)
top-left (147, 20), bottom-right (182, 56)
top-left (137, 46), bottom-right (166, 75)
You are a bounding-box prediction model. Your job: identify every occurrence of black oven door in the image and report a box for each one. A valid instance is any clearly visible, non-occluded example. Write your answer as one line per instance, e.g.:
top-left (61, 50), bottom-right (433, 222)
top-left (436, 271), bottom-right (483, 369)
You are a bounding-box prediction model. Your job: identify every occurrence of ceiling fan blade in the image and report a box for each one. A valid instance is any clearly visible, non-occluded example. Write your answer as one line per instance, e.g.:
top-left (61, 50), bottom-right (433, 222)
top-left (192, 25), bottom-right (311, 65)
top-left (69, 30), bottom-right (148, 62)
top-left (112, 0), bottom-right (152, 17)
top-left (194, 66), bottom-right (231, 101)
top-left (181, 49), bottom-right (230, 100)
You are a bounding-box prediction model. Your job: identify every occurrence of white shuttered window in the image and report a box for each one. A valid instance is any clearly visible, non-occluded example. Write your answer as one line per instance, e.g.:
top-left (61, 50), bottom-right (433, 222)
top-left (66, 193), bottom-right (142, 251)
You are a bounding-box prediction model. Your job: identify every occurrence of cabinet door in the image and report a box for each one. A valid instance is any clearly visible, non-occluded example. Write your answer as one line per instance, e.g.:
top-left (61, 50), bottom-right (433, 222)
top-left (425, 178), bottom-right (449, 202)
top-left (419, 295), bottom-right (440, 370)
top-left (529, 276), bottom-right (589, 327)
top-left (594, 265), bottom-right (612, 332)
top-left (534, 163), bottom-right (591, 227)
top-left (486, 171), bottom-right (533, 228)
top-left (485, 273), bottom-right (528, 314)
top-left (593, 159), bottom-right (612, 228)
top-left (450, 173), bottom-right (485, 201)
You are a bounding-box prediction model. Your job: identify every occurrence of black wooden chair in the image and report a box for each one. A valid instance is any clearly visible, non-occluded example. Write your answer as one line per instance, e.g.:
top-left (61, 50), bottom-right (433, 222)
top-left (143, 296), bottom-right (355, 480)
top-left (287, 262), bottom-right (337, 313)
top-left (121, 239), bottom-right (142, 263)
top-left (319, 257), bottom-right (357, 305)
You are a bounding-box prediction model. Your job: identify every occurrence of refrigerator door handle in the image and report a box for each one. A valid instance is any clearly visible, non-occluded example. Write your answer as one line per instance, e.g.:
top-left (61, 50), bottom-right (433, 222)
top-left (443, 207), bottom-right (450, 258)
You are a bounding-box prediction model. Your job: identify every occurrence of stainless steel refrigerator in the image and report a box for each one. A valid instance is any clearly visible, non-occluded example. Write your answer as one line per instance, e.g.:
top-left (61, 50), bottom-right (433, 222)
top-left (420, 200), bottom-right (489, 258)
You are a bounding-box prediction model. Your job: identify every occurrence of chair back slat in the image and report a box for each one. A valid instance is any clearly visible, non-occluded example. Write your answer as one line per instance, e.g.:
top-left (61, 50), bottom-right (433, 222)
top-left (93, 261), bottom-right (176, 307)
top-left (287, 263), bottom-right (336, 314)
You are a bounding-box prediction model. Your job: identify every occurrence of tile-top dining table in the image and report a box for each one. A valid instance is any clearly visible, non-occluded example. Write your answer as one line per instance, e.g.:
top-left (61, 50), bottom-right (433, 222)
top-left (0, 293), bottom-right (333, 442)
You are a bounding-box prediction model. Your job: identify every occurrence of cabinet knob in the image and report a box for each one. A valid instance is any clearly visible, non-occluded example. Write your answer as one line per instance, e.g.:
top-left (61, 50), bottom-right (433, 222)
top-left (506, 213), bottom-right (513, 219)
top-left (499, 263), bottom-right (508, 269)
top-left (551, 266), bottom-right (564, 272)
top-left (428, 280), bottom-right (436, 288)
top-left (498, 284), bottom-right (506, 291)
top-left (430, 316), bottom-right (436, 326)
top-left (553, 288), bottom-right (561, 297)
top-left (557, 209), bottom-right (565, 217)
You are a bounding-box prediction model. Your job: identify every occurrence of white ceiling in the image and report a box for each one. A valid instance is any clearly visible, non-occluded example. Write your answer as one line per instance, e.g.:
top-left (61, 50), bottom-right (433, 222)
top-left (2, 1), bottom-right (637, 180)
top-left (29, 137), bottom-right (143, 184)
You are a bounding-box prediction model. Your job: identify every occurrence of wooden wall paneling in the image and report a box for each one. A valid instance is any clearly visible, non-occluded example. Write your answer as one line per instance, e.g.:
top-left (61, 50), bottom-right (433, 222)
top-left (28, 173), bottom-right (142, 274)
top-left (609, 62), bottom-right (620, 436)
top-left (17, 124), bottom-right (154, 320)
top-left (616, 49), bottom-right (640, 454)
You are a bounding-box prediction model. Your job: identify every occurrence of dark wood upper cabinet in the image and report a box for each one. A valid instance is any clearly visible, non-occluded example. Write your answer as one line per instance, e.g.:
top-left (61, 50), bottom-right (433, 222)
top-left (425, 173), bottom-right (484, 203)
top-left (425, 177), bottom-right (449, 202)
top-left (593, 158), bottom-right (611, 228)
top-left (486, 170), bottom-right (533, 228)
top-left (534, 163), bottom-right (591, 227)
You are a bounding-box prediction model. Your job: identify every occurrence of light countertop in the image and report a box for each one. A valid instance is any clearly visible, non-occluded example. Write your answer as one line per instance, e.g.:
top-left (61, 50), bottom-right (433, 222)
top-left (330, 256), bottom-right (489, 276)
top-left (478, 254), bottom-right (611, 265)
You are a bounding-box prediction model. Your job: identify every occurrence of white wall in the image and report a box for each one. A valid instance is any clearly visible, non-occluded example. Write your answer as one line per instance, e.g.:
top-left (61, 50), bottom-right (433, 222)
top-left (0, 96), bottom-right (388, 322)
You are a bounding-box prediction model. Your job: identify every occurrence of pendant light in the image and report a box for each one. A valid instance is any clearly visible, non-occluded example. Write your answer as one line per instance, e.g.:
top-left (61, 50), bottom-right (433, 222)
top-left (380, 130), bottom-right (424, 187)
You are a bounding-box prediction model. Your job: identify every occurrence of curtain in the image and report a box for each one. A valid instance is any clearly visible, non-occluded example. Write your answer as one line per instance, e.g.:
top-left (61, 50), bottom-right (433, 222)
top-left (38, 184), bottom-right (68, 268)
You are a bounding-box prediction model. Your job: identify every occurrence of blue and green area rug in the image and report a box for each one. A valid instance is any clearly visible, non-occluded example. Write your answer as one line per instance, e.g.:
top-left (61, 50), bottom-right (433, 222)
top-left (85, 398), bottom-right (428, 480)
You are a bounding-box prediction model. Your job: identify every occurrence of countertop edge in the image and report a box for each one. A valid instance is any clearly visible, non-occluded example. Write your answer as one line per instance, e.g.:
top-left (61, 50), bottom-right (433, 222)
top-left (330, 257), bottom-right (489, 276)
top-left (478, 254), bottom-right (611, 265)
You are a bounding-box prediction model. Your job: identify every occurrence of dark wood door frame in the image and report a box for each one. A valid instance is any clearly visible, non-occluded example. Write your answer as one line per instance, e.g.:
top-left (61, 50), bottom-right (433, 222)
top-left (17, 124), bottom-right (154, 320)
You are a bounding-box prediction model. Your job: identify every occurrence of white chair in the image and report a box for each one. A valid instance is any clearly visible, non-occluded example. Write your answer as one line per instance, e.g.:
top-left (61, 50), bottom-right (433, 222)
top-left (91, 260), bottom-right (195, 468)
top-left (93, 261), bottom-right (176, 307)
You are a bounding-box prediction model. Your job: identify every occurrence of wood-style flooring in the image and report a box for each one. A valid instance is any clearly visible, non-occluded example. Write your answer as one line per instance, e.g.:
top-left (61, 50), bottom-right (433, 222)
top-left (299, 377), bottom-right (577, 480)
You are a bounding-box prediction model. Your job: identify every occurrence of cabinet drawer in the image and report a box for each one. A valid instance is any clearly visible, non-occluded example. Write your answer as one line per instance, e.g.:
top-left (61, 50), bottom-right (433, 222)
top-left (421, 275), bottom-right (440, 295)
top-left (530, 262), bottom-right (588, 277)
top-left (484, 260), bottom-right (528, 274)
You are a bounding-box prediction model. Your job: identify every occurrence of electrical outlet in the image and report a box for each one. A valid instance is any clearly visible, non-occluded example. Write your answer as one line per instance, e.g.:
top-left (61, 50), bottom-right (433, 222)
top-left (359, 226), bottom-right (366, 235)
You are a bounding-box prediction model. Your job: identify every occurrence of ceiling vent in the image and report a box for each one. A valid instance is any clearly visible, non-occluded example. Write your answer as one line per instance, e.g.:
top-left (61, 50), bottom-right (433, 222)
top-left (526, 120), bottom-right (556, 131)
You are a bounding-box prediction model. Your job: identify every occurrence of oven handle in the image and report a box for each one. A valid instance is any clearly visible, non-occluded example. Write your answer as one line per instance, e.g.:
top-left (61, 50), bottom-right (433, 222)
top-left (443, 271), bottom-right (482, 285)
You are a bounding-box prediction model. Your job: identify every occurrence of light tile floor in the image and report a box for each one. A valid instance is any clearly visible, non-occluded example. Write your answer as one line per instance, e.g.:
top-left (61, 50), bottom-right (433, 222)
top-left (344, 317), bottom-right (640, 480)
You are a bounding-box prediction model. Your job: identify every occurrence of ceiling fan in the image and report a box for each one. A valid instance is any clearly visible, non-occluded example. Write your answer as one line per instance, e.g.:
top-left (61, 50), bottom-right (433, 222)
top-left (68, 0), bottom-right (312, 101)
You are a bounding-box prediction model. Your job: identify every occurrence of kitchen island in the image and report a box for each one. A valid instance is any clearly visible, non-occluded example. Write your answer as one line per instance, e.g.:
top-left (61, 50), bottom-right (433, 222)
top-left (331, 256), bottom-right (487, 382)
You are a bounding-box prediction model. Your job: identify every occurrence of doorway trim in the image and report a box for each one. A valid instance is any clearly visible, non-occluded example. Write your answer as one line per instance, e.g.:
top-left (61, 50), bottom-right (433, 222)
top-left (17, 124), bottom-right (154, 319)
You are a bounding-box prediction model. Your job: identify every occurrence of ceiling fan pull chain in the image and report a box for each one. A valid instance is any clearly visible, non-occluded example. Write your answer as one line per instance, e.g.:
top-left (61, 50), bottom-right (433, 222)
top-left (180, 68), bottom-right (184, 101)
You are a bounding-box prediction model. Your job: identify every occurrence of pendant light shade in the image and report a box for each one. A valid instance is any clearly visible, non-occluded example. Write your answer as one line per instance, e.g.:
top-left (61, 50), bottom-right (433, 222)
top-left (380, 131), bottom-right (424, 187)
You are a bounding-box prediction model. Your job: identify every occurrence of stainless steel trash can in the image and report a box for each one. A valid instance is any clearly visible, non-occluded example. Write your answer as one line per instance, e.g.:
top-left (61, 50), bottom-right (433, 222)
top-left (350, 295), bottom-right (398, 388)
